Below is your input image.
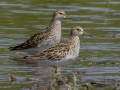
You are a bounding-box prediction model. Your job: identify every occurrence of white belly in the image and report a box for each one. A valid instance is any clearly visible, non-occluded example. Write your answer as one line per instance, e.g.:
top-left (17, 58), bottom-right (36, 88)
top-left (24, 58), bottom-right (77, 67)
top-left (65, 54), bottom-right (76, 60)
top-left (24, 54), bottom-right (77, 67)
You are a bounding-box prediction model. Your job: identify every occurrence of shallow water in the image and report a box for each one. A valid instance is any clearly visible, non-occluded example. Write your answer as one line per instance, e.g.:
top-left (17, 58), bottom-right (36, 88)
top-left (0, 0), bottom-right (120, 90)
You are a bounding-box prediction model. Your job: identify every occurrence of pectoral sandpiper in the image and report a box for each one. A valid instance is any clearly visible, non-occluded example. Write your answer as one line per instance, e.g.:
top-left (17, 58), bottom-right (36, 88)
top-left (23, 26), bottom-right (92, 68)
top-left (9, 10), bottom-right (72, 54)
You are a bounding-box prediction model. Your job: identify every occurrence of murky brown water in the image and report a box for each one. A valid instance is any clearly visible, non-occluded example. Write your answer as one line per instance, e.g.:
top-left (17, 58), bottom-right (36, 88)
top-left (0, 0), bottom-right (120, 90)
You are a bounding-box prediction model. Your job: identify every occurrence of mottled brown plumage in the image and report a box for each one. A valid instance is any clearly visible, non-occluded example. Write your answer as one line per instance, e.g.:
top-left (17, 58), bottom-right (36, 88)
top-left (9, 10), bottom-right (69, 54)
top-left (10, 29), bottom-right (48, 50)
top-left (24, 26), bottom-right (91, 63)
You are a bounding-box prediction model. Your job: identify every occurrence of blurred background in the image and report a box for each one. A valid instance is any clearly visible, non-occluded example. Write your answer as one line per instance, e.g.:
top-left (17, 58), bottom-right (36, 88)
top-left (0, 0), bottom-right (120, 90)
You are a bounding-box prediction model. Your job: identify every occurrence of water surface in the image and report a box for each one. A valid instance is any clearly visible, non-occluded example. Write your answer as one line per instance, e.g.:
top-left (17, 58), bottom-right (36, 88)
top-left (0, 0), bottom-right (120, 90)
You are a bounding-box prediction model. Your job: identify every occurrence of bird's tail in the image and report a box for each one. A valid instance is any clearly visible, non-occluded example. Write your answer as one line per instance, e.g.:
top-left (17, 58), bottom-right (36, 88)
top-left (9, 45), bottom-right (23, 51)
top-left (9, 47), bottom-right (16, 50)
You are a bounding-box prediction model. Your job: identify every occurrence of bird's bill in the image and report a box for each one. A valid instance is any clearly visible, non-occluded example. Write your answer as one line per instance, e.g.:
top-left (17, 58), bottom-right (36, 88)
top-left (83, 31), bottom-right (93, 37)
top-left (65, 15), bottom-right (77, 21)
top-left (64, 14), bottom-right (69, 18)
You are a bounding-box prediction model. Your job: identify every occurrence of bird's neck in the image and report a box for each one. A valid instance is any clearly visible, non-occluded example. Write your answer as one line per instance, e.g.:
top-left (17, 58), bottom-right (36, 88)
top-left (68, 35), bottom-right (80, 58)
top-left (50, 18), bottom-right (61, 28)
top-left (49, 18), bottom-right (61, 33)
top-left (69, 35), bottom-right (80, 46)
top-left (48, 18), bottom-right (61, 42)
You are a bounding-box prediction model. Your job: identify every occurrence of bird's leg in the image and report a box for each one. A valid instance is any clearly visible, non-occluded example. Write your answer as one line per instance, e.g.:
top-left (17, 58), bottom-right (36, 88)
top-left (52, 66), bottom-right (57, 76)
top-left (64, 60), bottom-right (68, 67)
top-left (54, 66), bottom-right (57, 73)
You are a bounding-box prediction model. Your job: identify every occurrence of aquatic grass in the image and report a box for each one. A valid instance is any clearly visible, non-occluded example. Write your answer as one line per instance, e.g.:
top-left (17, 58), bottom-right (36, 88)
top-left (72, 73), bottom-right (77, 90)
top-left (83, 83), bottom-right (92, 90)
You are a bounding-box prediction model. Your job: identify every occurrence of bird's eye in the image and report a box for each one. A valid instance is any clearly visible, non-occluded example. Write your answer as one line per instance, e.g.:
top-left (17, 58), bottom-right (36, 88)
top-left (60, 13), bottom-right (62, 14)
top-left (77, 28), bottom-right (81, 31)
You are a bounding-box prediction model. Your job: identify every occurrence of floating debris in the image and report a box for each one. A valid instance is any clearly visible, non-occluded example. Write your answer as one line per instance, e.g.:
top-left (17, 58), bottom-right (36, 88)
top-left (25, 78), bottom-right (38, 81)
top-left (10, 74), bottom-right (18, 82)
top-left (77, 70), bottom-right (86, 75)
top-left (110, 61), bottom-right (116, 65)
top-left (92, 61), bottom-right (107, 65)
top-left (90, 81), bottom-right (109, 87)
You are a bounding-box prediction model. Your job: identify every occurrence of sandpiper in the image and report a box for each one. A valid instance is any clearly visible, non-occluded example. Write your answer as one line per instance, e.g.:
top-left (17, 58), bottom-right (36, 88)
top-left (23, 26), bottom-right (92, 67)
top-left (9, 10), bottom-right (72, 54)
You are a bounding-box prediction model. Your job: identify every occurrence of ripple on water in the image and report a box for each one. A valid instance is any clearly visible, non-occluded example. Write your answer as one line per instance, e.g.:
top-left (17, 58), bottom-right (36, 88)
top-left (0, 0), bottom-right (120, 90)
top-left (0, 2), bottom-right (30, 8)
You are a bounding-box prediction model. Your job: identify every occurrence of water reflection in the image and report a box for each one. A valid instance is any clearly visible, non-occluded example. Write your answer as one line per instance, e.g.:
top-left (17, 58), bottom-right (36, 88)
top-left (0, 0), bottom-right (120, 90)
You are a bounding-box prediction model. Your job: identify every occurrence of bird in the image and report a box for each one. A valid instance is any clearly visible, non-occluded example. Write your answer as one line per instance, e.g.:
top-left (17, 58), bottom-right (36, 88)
top-left (9, 10), bottom-right (72, 54)
top-left (23, 26), bottom-right (92, 68)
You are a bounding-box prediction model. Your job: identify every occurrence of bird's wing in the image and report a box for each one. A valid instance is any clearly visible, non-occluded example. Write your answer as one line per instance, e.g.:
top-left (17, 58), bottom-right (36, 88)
top-left (9, 29), bottom-right (49, 50)
top-left (24, 42), bottom-right (70, 61)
